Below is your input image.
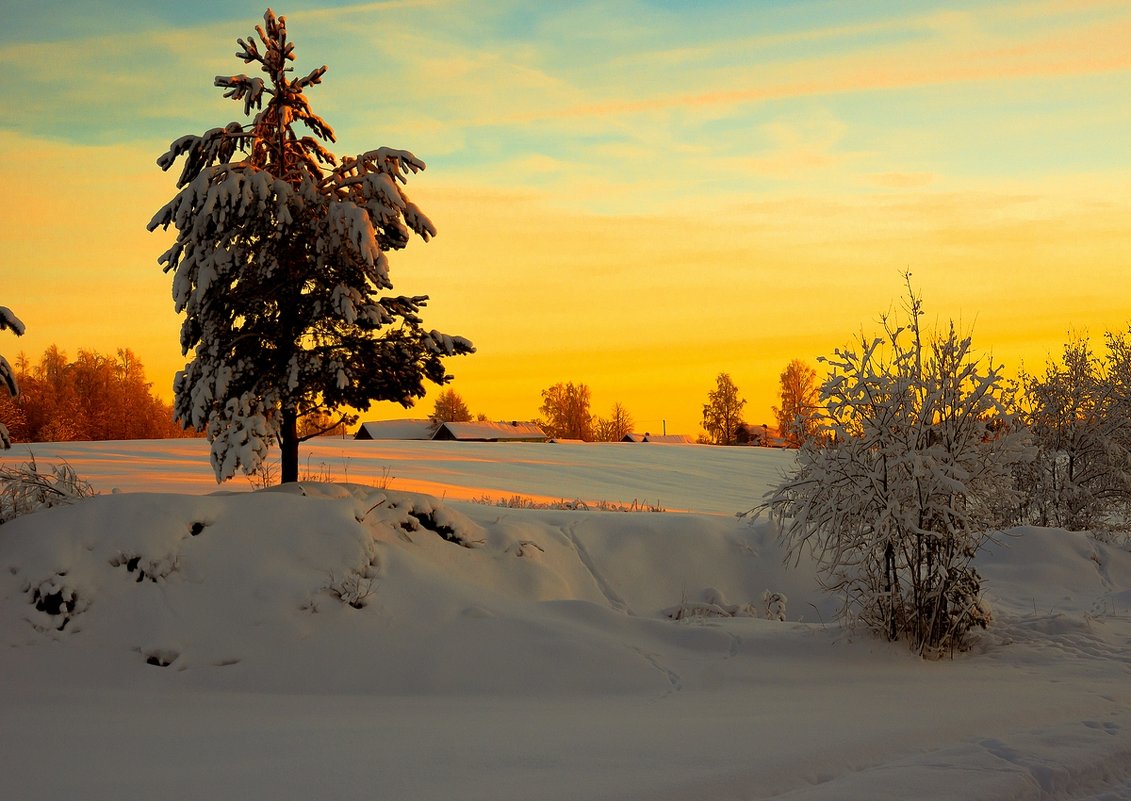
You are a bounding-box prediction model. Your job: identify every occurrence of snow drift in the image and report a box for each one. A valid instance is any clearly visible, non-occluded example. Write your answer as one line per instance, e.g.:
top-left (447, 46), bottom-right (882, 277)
top-left (0, 483), bottom-right (828, 695)
top-left (1, 441), bottom-right (1130, 800)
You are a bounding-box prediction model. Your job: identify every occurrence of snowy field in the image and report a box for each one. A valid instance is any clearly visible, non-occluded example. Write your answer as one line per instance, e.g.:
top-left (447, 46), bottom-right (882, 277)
top-left (1, 438), bottom-right (1130, 800)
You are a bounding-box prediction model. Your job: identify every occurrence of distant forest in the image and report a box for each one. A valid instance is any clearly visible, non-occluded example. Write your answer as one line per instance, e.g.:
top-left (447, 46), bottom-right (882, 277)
top-left (0, 347), bottom-right (198, 443)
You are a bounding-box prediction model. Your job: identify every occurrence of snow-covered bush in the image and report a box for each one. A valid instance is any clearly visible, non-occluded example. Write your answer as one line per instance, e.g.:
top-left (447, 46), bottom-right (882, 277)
top-left (664, 587), bottom-right (759, 620)
top-left (148, 10), bottom-right (472, 484)
top-left (762, 590), bottom-right (787, 622)
top-left (763, 280), bottom-right (1030, 656)
top-left (1017, 331), bottom-right (1131, 535)
top-left (323, 570), bottom-right (374, 610)
top-left (0, 305), bottom-right (26, 449)
top-left (0, 454), bottom-right (96, 524)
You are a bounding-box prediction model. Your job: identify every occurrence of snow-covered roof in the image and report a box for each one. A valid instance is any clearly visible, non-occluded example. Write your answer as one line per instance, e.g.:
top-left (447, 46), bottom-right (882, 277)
top-left (642, 434), bottom-right (695, 444)
top-left (354, 419), bottom-right (434, 440)
top-left (621, 433), bottom-right (694, 444)
top-left (433, 421), bottom-right (547, 442)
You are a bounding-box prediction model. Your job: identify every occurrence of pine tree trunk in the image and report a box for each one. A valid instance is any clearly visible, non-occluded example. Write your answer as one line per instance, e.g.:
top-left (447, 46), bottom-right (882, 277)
top-left (280, 407), bottom-right (299, 484)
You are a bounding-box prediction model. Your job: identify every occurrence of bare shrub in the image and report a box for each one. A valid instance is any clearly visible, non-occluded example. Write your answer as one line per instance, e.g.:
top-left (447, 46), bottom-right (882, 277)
top-left (0, 453), bottom-right (96, 524)
top-left (469, 494), bottom-right (665, 513)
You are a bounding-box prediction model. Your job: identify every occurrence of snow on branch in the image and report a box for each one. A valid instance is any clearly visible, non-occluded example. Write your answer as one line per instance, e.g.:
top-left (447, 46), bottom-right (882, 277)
top-left (296, 65), bottom-right (327, 90)
top-left (424, 330), bottom-right (475, 357)
top-left (0, 356), bottom-right (18, 399)
top-left (291, 95), bottom-right (335, 143)
top-left (368, 147), bottom-right (427, 180)
top-left (403, 202), bottom-right (436, 241)
top-left (235, 34), bottom-right (264, 65)
top-left (154, 123), bottom-right (249, 189)
top-left (0, 307), bottom-right (25, 337)
top-left (0, 305), bottom-right (24, 447)
top-left (215, 74), bottom-right (268, 116)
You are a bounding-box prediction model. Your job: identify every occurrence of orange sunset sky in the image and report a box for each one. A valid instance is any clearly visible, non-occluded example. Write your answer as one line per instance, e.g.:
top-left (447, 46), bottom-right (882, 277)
top-left (2, 0), bottom-right (1129, 437)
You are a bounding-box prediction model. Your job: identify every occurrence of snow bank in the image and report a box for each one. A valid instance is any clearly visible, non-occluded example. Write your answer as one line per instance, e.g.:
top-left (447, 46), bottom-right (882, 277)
top-left (0, 483), bottom-right (827, 696)
top-left (0, 442), bottom-right (1129, 800)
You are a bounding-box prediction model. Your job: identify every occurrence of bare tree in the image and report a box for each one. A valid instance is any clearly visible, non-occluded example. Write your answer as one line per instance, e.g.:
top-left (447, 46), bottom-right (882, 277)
top-left (0, 346), bottom-right (195, 443)
top-left (594, 402), bottom-right (634, 441)
top-left (701, 373), bottom-right (746, 445)
top-left (772, 358), bottom-right (820, 447)
top-left (538, 382), bottom-right (594, 440)
top-left (429, 387), bottom-right (472, 431)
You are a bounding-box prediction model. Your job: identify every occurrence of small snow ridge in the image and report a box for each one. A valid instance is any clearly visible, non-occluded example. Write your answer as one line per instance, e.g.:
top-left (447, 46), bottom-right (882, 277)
top-left (629, 646), bottom-right (682, 694)
top-left (562, 523), bottom-right (632, 614)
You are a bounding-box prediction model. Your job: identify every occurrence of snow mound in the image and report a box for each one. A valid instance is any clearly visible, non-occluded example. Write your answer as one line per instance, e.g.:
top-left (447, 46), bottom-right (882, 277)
top-left (2, 482), bottom-right (1131, 800)
top-left (0, 484), bottom-right (827, 695)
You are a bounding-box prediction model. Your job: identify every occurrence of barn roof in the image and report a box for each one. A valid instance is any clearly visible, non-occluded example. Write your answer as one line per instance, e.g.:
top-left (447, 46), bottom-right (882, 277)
top-left (354, 419), bottom-right (434, 440)
top-left (434, 421), bottom-right (547, 441)
top-left (642, 434), bottom-right (695, 444)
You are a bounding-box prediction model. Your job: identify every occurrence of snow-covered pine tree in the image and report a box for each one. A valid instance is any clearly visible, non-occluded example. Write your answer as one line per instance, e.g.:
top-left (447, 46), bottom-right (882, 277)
top-left (763, 278), bottom-right (1030, 656)
top-left (148, 9), bottom-right (472, 483)
top-left (0, 306), bottom-right (26, 449)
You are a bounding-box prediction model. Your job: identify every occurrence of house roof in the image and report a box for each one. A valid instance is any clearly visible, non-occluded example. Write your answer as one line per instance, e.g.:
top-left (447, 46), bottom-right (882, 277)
top-left (354, 419), bottom-right (434, 440)
top-left (642, 434), bottom-right (695, 444)
top-left (435, 421), bottom-right (547, 441)
top-left (621, 432), bottom-right (694, 444)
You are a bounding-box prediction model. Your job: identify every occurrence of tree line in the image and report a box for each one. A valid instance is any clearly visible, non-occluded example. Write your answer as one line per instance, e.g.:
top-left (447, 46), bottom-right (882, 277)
top-left (0, 347), bottom-right (196, 443)
top-left (426, 383), bottom-right (635, 442)
top-left (699, 364), bottom-right (819, 447)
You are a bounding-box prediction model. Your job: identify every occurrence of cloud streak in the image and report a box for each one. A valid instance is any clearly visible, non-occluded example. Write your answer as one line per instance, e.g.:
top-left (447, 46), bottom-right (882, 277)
top-left (542, 9), bottom-right (1131, 123)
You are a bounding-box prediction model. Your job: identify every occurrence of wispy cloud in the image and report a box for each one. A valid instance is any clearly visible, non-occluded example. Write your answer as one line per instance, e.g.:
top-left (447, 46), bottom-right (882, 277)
top-left (543, 10), bottom-right (1131, 122)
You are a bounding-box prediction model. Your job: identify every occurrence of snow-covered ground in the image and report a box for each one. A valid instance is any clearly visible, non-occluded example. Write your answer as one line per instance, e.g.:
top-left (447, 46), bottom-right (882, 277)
top-left (1, 439), bottom-right (1129, 800)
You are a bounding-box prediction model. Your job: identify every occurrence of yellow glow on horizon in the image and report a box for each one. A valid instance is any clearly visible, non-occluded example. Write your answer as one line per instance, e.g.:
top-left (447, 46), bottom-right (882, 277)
top-left (4, 124), bottom-right (1130, 437)
top-left (2, 1), bottom-right (1129, 441)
